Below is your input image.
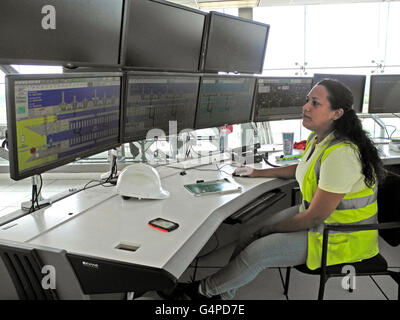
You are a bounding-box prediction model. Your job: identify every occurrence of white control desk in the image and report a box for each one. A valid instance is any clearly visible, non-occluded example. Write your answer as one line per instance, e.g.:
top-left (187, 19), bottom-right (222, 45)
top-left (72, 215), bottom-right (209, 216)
top-left (0, 161), bottom-right (296, 297)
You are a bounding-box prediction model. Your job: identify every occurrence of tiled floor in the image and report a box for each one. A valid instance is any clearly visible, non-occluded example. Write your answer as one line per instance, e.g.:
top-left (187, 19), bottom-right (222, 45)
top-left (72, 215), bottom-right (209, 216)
top-left (0, 173), bottom-right (399, 300)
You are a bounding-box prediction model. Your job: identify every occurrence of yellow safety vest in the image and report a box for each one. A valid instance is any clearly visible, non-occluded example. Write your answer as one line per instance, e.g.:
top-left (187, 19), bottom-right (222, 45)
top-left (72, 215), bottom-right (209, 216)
top-left (303, 132), bottom-right (379, 270)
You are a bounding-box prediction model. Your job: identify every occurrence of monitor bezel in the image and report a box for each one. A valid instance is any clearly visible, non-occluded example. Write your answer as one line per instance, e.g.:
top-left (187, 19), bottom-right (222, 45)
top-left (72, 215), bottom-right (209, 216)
top-left (312, 73), bottom-right (366, 113)
top-left (6, 72), bottom-right (123, 181)
top-left (252, 76), bottom-right (313, 123)
top-left (200, 11), bottom-right (270, 75)
top-left (194, 73), bottom-right (257, 130)
top-left (120, 0), bottom-right (207, 73)
top-left (121, 71), bottom-right (201, 144)
top-left (368, 74), bottom-right (400, 114)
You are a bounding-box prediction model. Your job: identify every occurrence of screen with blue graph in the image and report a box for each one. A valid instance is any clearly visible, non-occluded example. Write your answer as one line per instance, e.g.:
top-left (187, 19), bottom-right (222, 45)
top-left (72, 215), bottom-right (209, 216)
top-left (6, 73), bottom-right (122, 180)
top-left (194, 76), bottom-right (256, 129)
top-left (122, 74), bottom-right (200, 142)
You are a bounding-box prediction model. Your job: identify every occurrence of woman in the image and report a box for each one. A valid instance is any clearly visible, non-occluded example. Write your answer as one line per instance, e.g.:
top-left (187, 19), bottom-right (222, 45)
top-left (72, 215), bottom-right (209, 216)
top-left (178, 79), bottom-right (385, 300)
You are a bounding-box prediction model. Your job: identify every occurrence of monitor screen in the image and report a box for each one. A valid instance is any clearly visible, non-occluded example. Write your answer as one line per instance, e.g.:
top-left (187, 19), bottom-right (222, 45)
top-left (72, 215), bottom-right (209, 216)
top-left (6, 73), bottom-right (122, 180)
top-left (201, 12), bottom-right (269, 74)
top-left (123, 0), bottom-right (205, 72)
top-left (195, 76), bottom-right (256, 129)
top-left (122, 73), bottom-right (200, 142)
top-left (312, 73), bottom-right (366, 113)
top-left (253, 77), bottom-right (313, 122)
top-left (0, 0), bottom-right (123, 66)
top-left (368, 74), bottom-right (400, 114)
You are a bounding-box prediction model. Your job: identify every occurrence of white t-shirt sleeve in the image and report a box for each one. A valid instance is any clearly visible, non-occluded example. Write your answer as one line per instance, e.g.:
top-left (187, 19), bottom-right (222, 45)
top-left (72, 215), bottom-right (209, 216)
top-left (318, 145), bottom-right (364, 194)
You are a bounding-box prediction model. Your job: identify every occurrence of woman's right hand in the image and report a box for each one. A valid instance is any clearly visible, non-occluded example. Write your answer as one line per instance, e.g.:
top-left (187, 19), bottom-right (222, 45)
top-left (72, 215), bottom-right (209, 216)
top-left (233, 166), bottom-right (257, 177)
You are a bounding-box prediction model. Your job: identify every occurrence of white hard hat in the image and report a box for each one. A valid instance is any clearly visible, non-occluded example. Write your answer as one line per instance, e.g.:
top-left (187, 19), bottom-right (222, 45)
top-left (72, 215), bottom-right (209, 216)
top-left (116, 163), bottom-right (170, 200)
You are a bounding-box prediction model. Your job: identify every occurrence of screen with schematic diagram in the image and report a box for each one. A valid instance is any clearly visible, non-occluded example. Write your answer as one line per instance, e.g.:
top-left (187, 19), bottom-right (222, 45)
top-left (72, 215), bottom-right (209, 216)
top-left (6, 73), bottom-right (122, 180)
top-left (122, 73), bottom-right (200, 142)
top-left (194, 75), bottom-right (256, 129)
top-left (368, 74), bottom-right (400, 114)
top-left (253, 77), bottom-right (313, 122)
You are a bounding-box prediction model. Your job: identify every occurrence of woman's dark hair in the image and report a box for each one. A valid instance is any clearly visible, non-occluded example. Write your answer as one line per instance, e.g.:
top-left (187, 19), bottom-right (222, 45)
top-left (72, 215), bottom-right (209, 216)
top-left (317, 79), bottom-right (385, 187)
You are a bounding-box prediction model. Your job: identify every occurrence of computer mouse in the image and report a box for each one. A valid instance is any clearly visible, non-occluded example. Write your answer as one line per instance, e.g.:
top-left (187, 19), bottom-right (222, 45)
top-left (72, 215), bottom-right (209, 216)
top-left (232, 167), bottom-right (253, 177)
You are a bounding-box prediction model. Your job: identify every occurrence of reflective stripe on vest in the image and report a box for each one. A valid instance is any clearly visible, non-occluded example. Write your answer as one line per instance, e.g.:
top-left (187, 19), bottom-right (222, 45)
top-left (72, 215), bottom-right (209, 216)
top-left (309, 213), bottom-right (378, 234)
top-left (304, 185), bottom-right (377, 211)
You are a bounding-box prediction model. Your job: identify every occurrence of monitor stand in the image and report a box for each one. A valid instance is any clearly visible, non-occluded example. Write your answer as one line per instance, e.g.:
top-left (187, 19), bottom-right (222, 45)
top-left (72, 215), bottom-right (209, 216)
top-left (21, 175), bottom-right (51, 211)
top-left (100, 148), bottom-right (121, 183)
top-left (371, 114), bottom-right (388, 139)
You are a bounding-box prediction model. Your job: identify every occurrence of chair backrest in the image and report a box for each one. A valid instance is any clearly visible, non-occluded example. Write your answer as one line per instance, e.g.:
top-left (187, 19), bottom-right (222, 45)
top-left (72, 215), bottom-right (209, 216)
top-left (377, 171), bottom-right (400, 246)
top-left (0, 242), bottom-right (58, 300)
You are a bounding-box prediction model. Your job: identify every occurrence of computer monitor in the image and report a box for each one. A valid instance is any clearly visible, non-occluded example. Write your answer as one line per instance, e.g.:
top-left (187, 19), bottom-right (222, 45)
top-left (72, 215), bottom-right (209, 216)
top-left (312, 73), bottom-right (366, 113)
top-left (195, 75), bottom-right (256, 129)
top-left (122, 0), bottom-right (206, 72)
top-left (122, 73), bottom-right (200, 143)
top-left (201, 11), bottom-right (270, 74)
top-left (253, 77), bottom-right (313, 122)
top-left (6, 73), bottom-right (122, 180)
top-left (0, 0), bottom-right (123, 67)
top-left (368, 74), bottom-right (400, 114)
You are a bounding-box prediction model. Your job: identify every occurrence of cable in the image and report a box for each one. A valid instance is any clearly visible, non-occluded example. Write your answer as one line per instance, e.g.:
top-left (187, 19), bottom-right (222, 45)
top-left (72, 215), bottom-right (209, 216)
top-left (385, 124), bottom-right (397, 138)
top-left (28, 184), bottom-right (37, 214)
top-left (35, 175), bottom-right (43, 210)
top-left (194, 233), bottom-right (220, 260)
top-left (28, 174), bottom-right (43, 213)
top-left (1, 139), bottom-right (7, 149)
top-left (215, 163), bottom-right (233, 175)
top-left (261, 154), bottom-right (281, 168)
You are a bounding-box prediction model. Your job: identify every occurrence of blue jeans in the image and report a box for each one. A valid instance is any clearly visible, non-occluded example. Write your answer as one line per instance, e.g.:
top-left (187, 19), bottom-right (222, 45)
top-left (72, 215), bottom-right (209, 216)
top-left (202, 205), bottom-right (308, 300)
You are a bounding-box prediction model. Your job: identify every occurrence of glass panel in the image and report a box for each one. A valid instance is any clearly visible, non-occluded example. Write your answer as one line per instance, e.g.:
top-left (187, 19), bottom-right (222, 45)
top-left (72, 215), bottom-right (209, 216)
top-left (10, 65), bottom-right (63, 74)
top-left (385, 2), bottom-right (400, 66)
top-left (268, 119), bottom-right (309, 144)
top-left (261, 69), bottom-right (307, 77)
top-left (223, 8), bottom-right (239, 16)
top-left (0, 70), bottom-right (4, 83)
top-left (253, 6), bottom-right (305, 69)
top-left (305, 3), bottom-right (386, 68)
top-left (0, 84), bottom-right (5, 125)
top-left (202, 8), bottom-right (238, 16)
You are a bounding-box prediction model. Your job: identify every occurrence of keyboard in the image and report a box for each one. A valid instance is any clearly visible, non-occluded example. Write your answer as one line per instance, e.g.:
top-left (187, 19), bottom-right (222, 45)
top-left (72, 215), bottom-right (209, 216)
top-left (225, 189), bottom-right (286, 224)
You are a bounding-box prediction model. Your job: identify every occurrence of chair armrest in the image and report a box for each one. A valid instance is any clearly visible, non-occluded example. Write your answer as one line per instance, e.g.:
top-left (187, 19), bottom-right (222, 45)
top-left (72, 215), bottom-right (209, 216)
top-left (325, 221), bottom-right (400, 232)
top-left (291, 186), bottom-right (301, 206)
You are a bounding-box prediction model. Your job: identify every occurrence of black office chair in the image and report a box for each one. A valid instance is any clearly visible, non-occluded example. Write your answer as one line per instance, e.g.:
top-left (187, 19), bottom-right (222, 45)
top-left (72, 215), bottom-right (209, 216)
top-left (0, 242), bottom-right (59, 300)
top-left (283, 172), bottom-right (400, 300)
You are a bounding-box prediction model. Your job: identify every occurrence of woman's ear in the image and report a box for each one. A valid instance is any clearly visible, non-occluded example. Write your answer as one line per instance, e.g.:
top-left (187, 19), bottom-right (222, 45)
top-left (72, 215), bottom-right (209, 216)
top-left (334, 108), bottom-right (344, 120)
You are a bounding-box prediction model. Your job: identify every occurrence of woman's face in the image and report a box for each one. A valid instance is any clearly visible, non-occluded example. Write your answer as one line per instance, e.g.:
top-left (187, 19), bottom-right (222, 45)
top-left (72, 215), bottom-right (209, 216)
top-left (302, 85), bottom-right (343, 134)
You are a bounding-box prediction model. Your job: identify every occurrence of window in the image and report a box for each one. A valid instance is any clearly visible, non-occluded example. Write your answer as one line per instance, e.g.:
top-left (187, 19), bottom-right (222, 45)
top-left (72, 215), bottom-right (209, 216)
top-left (0, 70), bottom-right (5, 125)
top-left (254, 6), bottom-right (305, 69)
top-left (304, 3), bottom-right (386, 68)
top-left (385, 2), bottom-right (400, 66)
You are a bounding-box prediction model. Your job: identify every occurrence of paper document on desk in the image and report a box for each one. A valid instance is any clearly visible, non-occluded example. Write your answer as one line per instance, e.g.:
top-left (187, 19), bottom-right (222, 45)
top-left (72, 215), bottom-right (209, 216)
top-left (184, 178), bottom-right (242, 196)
